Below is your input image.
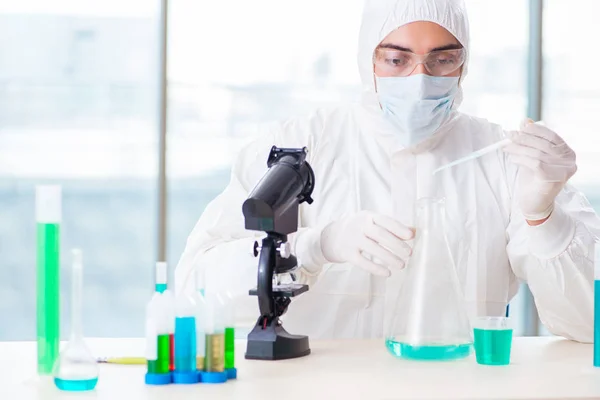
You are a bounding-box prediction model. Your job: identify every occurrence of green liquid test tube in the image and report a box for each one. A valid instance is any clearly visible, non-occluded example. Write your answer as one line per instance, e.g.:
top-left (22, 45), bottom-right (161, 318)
top-left (145, 293), bottom-right (173, 385)
top-left (221, 291), bottom-right (236, 374)
top-left (36, 186), bottom-right (61, 375)
top-left (147, 334), bottom-right (171, 374)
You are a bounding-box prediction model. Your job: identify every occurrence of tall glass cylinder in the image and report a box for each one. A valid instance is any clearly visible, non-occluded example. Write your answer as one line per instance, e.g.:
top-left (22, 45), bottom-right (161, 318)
top-left (36, 185), bottom-right (61, 375)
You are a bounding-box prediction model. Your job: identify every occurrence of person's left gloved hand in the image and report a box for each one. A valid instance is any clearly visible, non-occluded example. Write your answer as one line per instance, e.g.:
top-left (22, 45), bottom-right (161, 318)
top-left (502, 119), bottom-right (577, 222)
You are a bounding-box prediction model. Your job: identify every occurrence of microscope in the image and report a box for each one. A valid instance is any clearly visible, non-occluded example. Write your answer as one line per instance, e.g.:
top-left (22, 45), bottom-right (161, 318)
top-left (242, 146), bottom-right (315, 361)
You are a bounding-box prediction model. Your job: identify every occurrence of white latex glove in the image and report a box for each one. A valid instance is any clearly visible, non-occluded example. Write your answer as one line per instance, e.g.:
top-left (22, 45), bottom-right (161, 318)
top-left (320, 211), bottom-right (414, 277)
top-left (503, 119), bottom-right (577, 221)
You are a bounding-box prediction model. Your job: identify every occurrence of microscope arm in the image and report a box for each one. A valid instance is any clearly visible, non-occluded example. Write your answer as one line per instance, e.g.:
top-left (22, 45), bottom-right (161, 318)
top-left (257, 235), bottom-right (276, 318)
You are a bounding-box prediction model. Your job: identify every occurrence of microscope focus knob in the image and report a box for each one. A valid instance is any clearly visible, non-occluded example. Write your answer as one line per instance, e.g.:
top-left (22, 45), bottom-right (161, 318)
top-left (253, 241), bottom-right (261, 257)
top-left (278, 242), bottom-right (291, 259)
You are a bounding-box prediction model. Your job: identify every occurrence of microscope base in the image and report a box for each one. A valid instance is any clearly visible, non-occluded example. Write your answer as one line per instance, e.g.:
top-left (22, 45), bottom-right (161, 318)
top-left (245, 318), bottom-right (310, 361)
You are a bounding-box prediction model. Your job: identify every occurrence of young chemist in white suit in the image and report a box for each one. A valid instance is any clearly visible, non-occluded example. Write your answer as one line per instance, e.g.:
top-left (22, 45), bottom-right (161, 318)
top-left (175, 0), bottom-right (600, 342)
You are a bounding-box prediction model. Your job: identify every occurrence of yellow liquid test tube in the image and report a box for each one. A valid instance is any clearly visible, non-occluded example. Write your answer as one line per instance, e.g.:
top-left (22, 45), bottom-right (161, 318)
top-left (204, 333), bottom-right (225, 372)
top-left (199, 292), bottom-right (228, 384)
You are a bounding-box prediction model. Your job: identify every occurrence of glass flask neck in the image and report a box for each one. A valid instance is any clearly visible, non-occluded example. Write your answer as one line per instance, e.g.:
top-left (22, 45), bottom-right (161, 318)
top-left (70, 254), bottom-right (83, 341)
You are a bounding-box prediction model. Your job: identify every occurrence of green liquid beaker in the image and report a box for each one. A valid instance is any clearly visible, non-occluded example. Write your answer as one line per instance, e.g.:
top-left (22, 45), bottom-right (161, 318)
top-left (473, 317), bottom-right (513, 366)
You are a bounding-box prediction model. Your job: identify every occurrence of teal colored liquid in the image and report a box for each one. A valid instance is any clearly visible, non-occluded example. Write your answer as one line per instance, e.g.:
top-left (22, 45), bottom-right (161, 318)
top-left (155, 283), bottom-right (167, 293)
top-left (594, 280), bottom-right (600, 367)
top-left (175, 317), bottom-right (197, 372)
top-left (473, 328), bottom-right (513, 365)
top-left (386, 339), bottom-right (471, 360)
top-left (54, 377), bottom-right (98, 391)
top-left (37, 223), bottom-right (60, 375)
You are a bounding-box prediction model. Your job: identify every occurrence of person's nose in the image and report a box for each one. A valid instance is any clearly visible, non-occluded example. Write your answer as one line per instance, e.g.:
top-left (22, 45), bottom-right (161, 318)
top-left (410, 62), bottom-right (430, 76)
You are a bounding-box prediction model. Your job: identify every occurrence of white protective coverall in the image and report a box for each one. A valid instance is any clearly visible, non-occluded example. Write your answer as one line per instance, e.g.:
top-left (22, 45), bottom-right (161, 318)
top-left (175, 0), bottom-right (600, 342)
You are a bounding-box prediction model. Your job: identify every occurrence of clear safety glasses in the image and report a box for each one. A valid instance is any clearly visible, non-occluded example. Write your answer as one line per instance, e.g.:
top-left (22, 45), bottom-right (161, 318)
top-left (373, 47), bottom-right (466, 77)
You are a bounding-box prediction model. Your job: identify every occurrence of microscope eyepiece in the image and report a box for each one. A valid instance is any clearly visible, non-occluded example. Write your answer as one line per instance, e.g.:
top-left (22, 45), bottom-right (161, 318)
top-left (242, 147), bottom-right (314, 235)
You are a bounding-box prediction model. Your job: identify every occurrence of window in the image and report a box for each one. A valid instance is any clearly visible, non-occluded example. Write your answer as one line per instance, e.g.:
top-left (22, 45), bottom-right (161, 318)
top-left (1, 0), bottom-right (592, 341)
top-left (461, 0), bottom-right (530, 335)
top-left (543, 0), bottom-right (600, 204)
top-left (0, 1), bottom-right (160, 339)
top-left (166, 0), bottom-right (364, 269)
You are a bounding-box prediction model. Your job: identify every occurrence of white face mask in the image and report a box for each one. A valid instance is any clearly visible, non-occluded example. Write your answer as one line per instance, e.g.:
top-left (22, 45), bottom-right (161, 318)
top-left (375, 74), bottom-right (459, 147)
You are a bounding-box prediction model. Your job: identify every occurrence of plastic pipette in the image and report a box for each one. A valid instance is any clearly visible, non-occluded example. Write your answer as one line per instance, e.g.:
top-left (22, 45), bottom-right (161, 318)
top-left (433, 138), bottom-right (512, 175)
top-left (97, 357), bottom-right (145, 365)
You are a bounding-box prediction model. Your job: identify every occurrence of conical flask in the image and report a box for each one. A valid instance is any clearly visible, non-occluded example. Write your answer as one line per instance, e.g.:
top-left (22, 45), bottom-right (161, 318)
top-left (386, 197), bottom-right (472, 361)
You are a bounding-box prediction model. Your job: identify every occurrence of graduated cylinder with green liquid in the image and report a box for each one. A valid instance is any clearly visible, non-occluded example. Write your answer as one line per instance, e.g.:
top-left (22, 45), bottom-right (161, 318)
top-left (36, 185), bottom-right (62, 375)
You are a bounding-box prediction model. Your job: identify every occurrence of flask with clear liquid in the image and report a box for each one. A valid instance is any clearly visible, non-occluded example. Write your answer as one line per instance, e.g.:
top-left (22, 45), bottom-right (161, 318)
top-left (385, 197), bottom-right (473, 361)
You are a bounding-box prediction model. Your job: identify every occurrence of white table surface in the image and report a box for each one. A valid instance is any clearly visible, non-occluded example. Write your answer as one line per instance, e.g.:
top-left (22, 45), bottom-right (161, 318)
top-left (2, 337), bottom-right (600, 400)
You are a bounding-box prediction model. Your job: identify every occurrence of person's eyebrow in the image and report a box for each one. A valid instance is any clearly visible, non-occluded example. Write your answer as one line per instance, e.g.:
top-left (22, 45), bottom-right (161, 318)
top-left (430, 43), bottom-right (463, 52)
top-left (377, 43), bottom-right (463, 53)
top-left (378, 43), bottom-right (412, 52)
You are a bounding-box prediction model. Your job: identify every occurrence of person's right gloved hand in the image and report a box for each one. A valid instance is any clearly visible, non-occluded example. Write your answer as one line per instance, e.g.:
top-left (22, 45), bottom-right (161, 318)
top-left (320, 211), bottom-right (414, 277)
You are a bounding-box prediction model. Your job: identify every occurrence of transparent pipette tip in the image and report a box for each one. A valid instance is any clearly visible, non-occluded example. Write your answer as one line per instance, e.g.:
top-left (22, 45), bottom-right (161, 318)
top-left (72, 249), bottom-right (82, 269)
top-left (432, 138), bottom-right (512, 175)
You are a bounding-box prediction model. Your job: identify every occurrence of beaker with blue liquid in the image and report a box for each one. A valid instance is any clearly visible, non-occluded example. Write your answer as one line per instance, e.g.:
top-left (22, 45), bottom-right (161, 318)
top-left (385, 197), bottom-right (472, 361)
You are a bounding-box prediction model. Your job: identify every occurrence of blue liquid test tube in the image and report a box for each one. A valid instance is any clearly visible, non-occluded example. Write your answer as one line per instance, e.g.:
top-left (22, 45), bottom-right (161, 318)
top-left (594, 240), bottom-right (600, 367)
top-left (173, 294), bottom-right (198, 384)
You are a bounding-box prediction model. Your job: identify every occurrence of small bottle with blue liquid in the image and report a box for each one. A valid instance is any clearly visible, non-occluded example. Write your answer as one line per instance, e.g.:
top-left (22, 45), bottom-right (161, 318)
top-left (173, 293), bottom-right (198, 384)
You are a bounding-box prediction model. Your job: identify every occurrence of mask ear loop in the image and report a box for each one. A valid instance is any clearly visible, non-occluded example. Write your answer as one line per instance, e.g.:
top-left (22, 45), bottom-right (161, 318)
top-left (371, 53), bottom-right (383, 110)
top-left (372, 51), bottom-right (379, 93)
top-left (450, 64), bottom-right (465, 110)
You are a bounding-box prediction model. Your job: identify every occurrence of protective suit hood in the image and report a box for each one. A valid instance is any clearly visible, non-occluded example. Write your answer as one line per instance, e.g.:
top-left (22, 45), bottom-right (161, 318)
top-left (357, 0), bottom-right (470, 110)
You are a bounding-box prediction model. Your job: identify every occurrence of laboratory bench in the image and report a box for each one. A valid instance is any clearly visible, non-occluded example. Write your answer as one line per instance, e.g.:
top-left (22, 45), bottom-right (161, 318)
top-left (2, 337), bottom-right (600, 399)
